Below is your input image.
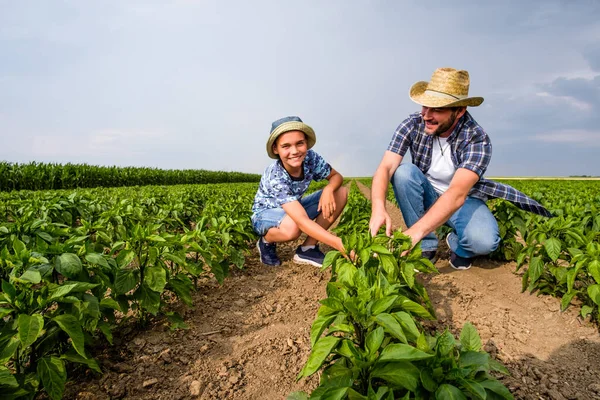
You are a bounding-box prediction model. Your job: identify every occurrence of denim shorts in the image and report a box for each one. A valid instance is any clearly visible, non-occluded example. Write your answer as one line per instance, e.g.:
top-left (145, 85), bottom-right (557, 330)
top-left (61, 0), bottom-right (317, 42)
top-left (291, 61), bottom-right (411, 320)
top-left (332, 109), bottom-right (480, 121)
top-left (251, 190), bottom-right (323, 236)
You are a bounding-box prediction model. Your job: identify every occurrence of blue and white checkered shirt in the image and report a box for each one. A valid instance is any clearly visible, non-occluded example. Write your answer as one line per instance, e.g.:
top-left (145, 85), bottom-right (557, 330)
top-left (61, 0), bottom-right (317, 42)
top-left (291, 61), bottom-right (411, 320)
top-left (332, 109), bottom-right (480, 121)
top-left (388, 111), bottom-right (551, 217)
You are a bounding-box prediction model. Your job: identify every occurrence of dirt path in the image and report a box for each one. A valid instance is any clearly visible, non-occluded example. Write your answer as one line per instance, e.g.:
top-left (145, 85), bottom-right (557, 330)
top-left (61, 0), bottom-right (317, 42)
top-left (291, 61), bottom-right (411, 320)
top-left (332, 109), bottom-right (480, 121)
top-left (67, 182), bottom-right (600, 400)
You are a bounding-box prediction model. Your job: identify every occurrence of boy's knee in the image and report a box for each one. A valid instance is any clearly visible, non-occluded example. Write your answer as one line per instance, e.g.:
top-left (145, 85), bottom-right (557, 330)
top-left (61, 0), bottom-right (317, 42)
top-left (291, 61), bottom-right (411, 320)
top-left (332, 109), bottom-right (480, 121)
top-left (283, 226), bottom-right (302, 241)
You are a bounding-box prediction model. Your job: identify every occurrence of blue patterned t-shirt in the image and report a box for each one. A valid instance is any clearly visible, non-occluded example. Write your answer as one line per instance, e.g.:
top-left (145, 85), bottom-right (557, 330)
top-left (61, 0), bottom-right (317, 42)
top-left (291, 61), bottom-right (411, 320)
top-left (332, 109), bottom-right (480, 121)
top-left (252, 149), bottom-right (332, 214)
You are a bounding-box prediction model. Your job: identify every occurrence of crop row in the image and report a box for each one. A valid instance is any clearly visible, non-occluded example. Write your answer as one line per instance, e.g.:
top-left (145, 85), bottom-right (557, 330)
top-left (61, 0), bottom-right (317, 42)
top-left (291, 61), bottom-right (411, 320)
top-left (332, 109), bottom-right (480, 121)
top-left (0, 183), bottom-right (259, 399)
top-left (0, 161), bottom-right (261, 192)
top-left (291, 183), bottom-right (513, 399)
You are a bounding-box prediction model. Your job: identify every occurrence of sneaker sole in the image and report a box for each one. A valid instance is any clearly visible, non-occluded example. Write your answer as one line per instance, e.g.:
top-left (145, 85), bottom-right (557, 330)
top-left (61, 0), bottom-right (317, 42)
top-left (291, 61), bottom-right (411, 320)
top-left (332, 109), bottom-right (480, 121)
top-left (292, 254), bottom-right (322, 268)
top-left (256, 241), bottom-right (281, 267)
top-left (449, 261), bottom-right (472, 271)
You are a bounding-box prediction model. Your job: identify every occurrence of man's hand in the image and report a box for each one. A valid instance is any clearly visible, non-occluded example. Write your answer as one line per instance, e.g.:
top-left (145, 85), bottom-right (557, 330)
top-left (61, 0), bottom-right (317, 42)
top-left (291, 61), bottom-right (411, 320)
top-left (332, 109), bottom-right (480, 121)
top-left (369, 208), bottom-right (392, 237)
top-left (318, 186), bottom-right (336, 219)
top-left (401, 227), bottom-right (423, 256)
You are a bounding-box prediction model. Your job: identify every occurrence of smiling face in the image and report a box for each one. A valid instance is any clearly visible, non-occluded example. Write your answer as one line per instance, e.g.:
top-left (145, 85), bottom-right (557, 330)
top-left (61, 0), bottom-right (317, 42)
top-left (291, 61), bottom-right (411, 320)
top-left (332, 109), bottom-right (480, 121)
top-left (273, 130), bottom-right (308, 175)
top-left (421, 106), bottom-right (466, 137)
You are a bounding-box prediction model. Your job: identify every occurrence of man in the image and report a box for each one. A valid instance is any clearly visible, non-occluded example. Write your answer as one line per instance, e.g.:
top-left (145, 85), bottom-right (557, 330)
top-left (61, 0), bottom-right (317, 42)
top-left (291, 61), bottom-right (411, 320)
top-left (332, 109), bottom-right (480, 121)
top-left (369, 67), bottom-right (551, 270)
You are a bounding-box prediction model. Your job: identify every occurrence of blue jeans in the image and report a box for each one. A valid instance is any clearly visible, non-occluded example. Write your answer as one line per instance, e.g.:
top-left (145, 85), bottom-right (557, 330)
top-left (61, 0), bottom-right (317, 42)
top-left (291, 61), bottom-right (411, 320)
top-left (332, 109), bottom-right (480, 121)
top-left (251, 190), bottom-right (322, 236)
top-left (391, 163), bottom-right (500, 258)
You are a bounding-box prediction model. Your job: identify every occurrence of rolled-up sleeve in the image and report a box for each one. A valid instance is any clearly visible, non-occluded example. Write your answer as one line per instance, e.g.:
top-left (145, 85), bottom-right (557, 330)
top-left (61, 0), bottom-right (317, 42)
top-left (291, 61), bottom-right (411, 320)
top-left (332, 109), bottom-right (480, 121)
top-left (458, 133), bottom-right (491, 178)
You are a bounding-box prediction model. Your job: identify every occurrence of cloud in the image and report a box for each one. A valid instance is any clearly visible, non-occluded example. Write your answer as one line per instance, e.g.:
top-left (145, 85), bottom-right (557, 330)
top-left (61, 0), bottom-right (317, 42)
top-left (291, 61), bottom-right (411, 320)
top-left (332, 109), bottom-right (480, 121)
top-left (532, 129), bottom-right (600, 145)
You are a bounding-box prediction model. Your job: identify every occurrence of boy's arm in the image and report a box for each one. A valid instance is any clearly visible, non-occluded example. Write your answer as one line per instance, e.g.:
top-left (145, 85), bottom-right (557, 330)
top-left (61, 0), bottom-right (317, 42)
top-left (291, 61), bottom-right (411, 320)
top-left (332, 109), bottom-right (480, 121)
top-left (281, 201), bottom-right (345, 253)
top-left (319, 167), bottom-right (343, 219)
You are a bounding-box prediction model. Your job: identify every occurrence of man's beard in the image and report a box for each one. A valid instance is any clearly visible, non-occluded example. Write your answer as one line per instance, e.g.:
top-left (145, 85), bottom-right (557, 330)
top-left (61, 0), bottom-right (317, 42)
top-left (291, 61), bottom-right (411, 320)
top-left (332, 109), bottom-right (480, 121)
top-left (433, 110), bottom-right (459, 137)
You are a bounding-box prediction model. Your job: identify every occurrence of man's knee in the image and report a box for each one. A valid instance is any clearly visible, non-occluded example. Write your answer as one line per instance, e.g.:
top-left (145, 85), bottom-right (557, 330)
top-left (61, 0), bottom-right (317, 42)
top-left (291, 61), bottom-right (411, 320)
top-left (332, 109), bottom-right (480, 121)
top-left (391, 163), bottom-right (422, 188)
top-left (461, 230), bottom-right (500, 256)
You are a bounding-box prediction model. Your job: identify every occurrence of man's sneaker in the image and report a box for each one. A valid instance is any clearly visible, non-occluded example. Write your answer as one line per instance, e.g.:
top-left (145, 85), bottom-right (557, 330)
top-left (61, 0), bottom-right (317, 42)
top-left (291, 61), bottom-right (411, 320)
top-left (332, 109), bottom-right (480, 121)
top-left (449, 252), bottom-right (473, 270)
top-left (422, 250), bottom-right (438, 263)
top-left (257, 239), bottom-right (281, 267)
top-left (445, 234), bottom-right (472, 270)
top-left (293, 246), bottom-right (325, 267)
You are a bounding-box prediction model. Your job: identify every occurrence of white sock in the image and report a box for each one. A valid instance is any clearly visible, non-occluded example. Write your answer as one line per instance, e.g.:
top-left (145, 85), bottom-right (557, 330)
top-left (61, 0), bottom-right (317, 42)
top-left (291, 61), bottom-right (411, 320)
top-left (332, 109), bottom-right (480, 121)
top-left (262, 237), bottom-right (270, 244)
top-left (301, 245), bottom-right (315, 252)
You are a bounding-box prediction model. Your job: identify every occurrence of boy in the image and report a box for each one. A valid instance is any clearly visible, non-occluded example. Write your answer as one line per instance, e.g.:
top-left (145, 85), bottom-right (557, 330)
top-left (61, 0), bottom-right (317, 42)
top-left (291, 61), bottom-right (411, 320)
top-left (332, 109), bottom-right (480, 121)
top-left (252, 116), bottom-right (349, 267)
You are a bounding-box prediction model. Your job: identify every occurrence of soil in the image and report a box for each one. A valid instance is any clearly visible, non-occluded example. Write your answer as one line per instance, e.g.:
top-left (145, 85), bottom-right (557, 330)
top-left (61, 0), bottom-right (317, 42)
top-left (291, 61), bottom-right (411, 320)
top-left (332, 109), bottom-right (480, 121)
top-left (66, 182), bottom-right (600, 400)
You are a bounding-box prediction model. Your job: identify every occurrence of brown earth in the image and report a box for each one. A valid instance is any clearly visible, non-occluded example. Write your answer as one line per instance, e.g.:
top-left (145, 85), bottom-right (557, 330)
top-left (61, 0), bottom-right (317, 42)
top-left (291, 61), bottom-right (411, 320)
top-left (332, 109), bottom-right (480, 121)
top-left (66, 182), bottom-right (600, 400)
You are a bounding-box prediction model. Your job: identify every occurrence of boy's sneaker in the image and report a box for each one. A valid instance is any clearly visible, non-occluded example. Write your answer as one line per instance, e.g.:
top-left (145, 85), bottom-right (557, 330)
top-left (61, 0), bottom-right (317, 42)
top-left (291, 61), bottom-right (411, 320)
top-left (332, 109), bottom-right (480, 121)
top-left (445, 234), bottom-right (472, 270)
top-left (293, 246), bottom-right (325, 267)
top-left (257, 239), bottom-right (281, 267)
top-left (422, 250), bottom-right (438, 263)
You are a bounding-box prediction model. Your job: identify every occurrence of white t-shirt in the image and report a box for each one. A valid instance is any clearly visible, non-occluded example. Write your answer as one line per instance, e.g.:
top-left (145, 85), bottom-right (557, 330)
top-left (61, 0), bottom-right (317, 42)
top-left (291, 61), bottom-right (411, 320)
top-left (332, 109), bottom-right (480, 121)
top-left (426, 136), bottom-right (456, 194)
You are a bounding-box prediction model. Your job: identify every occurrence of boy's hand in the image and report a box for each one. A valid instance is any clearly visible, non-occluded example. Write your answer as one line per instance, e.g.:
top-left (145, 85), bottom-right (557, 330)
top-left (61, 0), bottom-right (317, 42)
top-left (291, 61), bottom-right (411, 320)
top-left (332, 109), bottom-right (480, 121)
top-left (318, 186), bottom-right (336, 219)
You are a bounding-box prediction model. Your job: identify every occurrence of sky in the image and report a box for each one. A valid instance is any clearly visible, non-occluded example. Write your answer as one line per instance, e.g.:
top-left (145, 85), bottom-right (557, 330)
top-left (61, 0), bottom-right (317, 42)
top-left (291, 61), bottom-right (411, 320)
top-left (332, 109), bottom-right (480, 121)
top-left (1, 0), bottom-right (599, 177)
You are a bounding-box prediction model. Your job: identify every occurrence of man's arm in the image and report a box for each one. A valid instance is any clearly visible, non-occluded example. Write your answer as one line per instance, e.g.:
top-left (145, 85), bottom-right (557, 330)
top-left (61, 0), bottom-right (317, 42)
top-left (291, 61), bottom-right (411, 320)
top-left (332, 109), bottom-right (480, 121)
top-left (403, 167), bottom-right (479, 246)
top-left (281, 201), bottom-right (344, 252)
top-left (369, 150), bottom-right (403, 236)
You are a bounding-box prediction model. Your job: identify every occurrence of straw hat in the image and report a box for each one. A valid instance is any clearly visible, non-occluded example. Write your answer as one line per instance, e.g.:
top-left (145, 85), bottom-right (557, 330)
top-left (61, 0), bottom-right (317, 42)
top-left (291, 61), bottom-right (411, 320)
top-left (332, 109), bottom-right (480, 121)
top-left (409, 67), bottom-right (484, 108)
top-left (266, 116), bottom-right (316, 159)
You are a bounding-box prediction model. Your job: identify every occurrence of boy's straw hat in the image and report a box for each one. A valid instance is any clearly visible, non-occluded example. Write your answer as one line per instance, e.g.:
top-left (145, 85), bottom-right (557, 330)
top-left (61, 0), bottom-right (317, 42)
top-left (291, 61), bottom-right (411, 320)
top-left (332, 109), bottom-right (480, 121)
top-left (409, 67), bottom-right (484, 108)
top-left (266, 116), bottom-right (316, 159)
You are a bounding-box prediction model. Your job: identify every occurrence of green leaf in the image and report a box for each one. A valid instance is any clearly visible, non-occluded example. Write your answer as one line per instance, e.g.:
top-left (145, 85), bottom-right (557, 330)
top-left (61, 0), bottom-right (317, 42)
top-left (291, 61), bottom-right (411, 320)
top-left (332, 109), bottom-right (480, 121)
top-left (15, 270), bottom-right (42, 284)
top-left (459, 322), bottom-right (481, 351)
top-left (587, 284), bottom-right (600, 306)
top-left (168, 274), bottom-right (193, 306)
top-left (37, 356), bottom-right (66, 400)
top-left (366, 327), bottom-right (384, 357)
top-left (371, 295), bottom-right (398, 315)
top-left (53, 314), bottom-right (86, 357)
top-left (18, 314), bottom-right (44, 348)
top-left (378, 343), bottom-right (433, 362)
top-left (114, 268), bottom-right (139, 294)
top-left (375, 313), bottom-right (407, 343)
top-left (0, 365), bottom-right (19, 388)
top-left (144, 265), bottom-right (167, 293)
top-left (85, 253), bottom-right (109, 269)
top-left (370, 244), bottom-right (392, 255)
top-left (147, 235), bottom-right (165, 242)
top-left (544, 237), bottom-right (561, 262)
top-left (116, 249), bottom-right (136, 269)
top-left (527, 256), bottom-right (544, 286)
top-left (588, 259), bottom-right (600, 284)
top-left (393, 311), bottom-right (421, 342)
top-left (54, 253), bottom-right (82, 278)
top-left (436, 331), bottom-right (455, 356)
top-left (322, 250), bottom-right (340, 268)
top-left (479, 379), bottom-right (514, 399)
top-left (310, 314), bottom-right (337, 347)
top-left (0, 335), bottom-right (19, 364)
top-left (560, 291), bottom-right (577, 312)
top-left (459, 351), bottom-right (489, 370)
top-left (370, 361), bottom-right (420, 392)
top-left (99, 298), bottom-right (121, 312)
top-left (420, 367), bottom-right (438, 392)
top-left (459, 379), bottom-right (487, 399)
top-left (435, 384), bottom-right (467, 400)
top-left (337, 261), bottom-right (357, 287)
top-left (298, 336), bottom-right (340, 378)
top-left (48, 281), bottom-right (98, 298)
top-left (135, 284), bottom-right (161, 315)
top-left (60, 350), bottom-right (102, 374)
top-left (581, 305), bottom-right (594, 318)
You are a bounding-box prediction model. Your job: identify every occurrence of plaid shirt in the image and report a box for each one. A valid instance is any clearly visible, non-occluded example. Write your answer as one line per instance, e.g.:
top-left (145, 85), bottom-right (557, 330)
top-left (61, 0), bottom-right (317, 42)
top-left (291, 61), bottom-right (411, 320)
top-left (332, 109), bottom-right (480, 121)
top-left (388, 111), bottom-right (551, 217)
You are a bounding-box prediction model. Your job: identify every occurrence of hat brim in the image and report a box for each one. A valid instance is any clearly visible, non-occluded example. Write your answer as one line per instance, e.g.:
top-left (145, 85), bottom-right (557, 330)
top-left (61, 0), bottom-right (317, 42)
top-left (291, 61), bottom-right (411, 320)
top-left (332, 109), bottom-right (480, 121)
top-left (267, 121), bottom-right (316, 159)
top-left (409, 81), bottom-right (484, 108)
